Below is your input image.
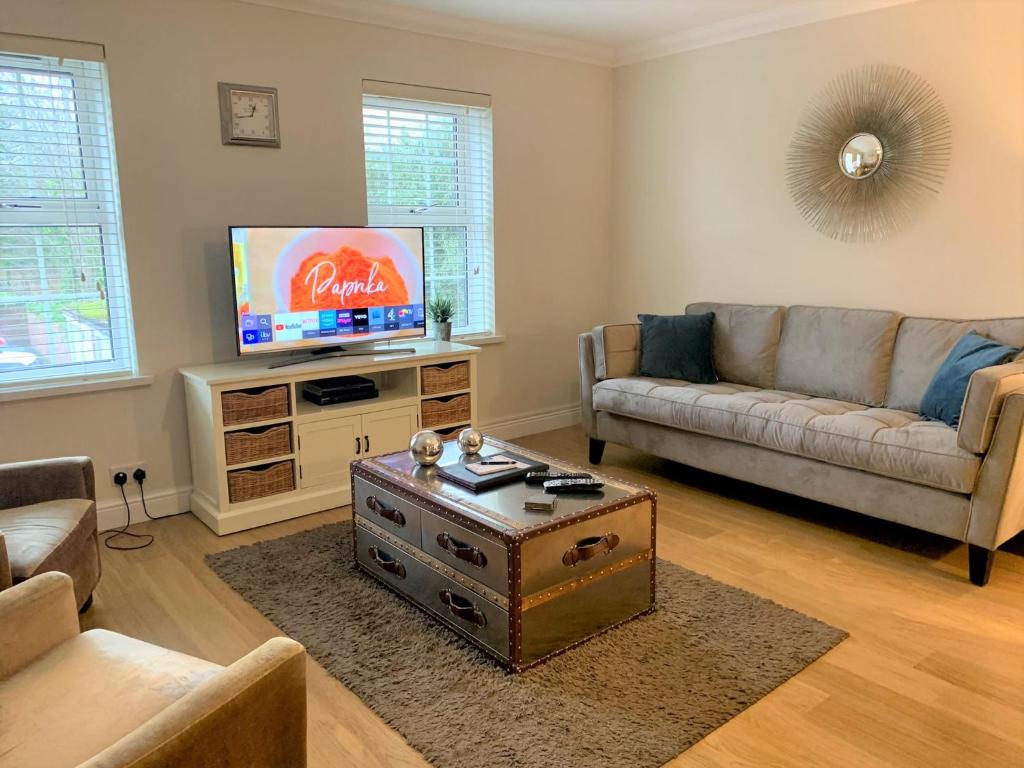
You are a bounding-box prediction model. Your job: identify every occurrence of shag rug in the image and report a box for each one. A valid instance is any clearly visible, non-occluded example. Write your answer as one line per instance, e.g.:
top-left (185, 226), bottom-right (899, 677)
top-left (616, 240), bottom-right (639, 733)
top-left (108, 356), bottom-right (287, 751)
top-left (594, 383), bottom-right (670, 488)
top-left (206, 523), bottom-right (845, 768)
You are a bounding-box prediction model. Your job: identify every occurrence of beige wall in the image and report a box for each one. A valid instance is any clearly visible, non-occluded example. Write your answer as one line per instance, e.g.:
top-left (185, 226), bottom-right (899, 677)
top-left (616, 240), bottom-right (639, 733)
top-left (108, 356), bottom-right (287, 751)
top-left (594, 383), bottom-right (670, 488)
top-left (610, 0), bottom-right (1024, 321)
top-left (0, 0), bottom-right (613, 517)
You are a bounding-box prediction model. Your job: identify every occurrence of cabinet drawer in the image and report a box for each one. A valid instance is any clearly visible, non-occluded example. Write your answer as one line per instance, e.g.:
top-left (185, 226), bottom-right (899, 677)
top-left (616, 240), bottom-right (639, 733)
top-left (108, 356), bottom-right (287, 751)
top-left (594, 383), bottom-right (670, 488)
top-left (356, 524), bottom-right (509, 659)
top-left (419, 509), bottom-right (508, 595)
top-left (352, 476), bottom-right (422, 547)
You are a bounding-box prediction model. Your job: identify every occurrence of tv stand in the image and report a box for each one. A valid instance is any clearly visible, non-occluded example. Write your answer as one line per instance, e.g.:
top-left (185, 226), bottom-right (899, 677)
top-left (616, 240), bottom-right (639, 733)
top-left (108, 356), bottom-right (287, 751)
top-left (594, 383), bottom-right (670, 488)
top-left (180, 341), bottom-right (479, 535)
top-left (268, 345), bottom-right (417, 369)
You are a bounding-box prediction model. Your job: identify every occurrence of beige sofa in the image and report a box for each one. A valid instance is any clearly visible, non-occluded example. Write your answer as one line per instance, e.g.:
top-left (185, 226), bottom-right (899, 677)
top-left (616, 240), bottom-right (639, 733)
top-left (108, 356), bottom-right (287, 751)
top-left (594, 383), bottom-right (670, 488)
top-left (579, 303), bottom-right (1024, 585)
top-left (0, 572), bottom-right (307, 767)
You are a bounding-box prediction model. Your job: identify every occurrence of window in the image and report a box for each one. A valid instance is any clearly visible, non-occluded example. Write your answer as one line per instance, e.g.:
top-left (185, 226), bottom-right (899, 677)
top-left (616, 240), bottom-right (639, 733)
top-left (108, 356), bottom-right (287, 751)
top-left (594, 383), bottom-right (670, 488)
top-left (362, 89), bottom-right (494, 337)
top-left (0, 46), bottom-right (135, 387)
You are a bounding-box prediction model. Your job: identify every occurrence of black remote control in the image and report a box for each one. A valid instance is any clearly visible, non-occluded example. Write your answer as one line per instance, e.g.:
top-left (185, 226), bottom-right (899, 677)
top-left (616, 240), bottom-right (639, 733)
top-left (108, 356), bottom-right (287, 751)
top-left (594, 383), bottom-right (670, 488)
top-left (525, 471), bottom-right (592, 486)
top-left (542, 478), bottom-right (605, 494)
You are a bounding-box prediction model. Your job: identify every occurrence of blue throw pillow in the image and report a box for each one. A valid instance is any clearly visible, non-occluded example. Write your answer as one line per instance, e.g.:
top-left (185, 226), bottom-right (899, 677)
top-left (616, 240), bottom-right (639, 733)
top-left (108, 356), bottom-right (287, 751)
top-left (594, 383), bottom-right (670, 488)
top-left (637, 312), bottom-right (717, 384)
top-left (919, 331), bottom-right (1021, 427)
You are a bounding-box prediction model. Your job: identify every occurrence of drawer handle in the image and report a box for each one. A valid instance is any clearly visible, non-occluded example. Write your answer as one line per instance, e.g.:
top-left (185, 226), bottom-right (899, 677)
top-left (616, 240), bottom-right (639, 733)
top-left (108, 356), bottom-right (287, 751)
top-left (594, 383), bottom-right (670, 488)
top-left (562, 533), bottom-right (621, 567)
top-left (368, 546), bottom-right (407, 579)
top-left (438, 589), bottom-right (487, 628)
top-left (366, 495), bottom-right (406, 527)
top-left (436, 532), bottom-right (488, 569)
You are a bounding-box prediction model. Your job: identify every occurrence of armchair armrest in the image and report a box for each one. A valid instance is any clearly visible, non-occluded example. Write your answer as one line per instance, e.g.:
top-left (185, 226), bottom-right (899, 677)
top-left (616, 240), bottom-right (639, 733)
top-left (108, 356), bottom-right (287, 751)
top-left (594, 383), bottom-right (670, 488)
top-left (84, 637), bottom-right (307, 768)
top-left (958, 361), bottom-right (1024, 454)
top-left (0, 456), bottom-right (95, 511)
top-left (0, 572), bottom-right (80, 681)
top-left (591, 323), bottom-right (640, 381)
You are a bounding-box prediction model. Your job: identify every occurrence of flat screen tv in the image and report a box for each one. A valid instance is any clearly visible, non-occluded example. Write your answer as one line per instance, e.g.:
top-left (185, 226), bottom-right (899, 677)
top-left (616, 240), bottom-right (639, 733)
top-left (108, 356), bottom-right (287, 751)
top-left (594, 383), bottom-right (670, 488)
top-left (230, 226), bottom-right (426, 356)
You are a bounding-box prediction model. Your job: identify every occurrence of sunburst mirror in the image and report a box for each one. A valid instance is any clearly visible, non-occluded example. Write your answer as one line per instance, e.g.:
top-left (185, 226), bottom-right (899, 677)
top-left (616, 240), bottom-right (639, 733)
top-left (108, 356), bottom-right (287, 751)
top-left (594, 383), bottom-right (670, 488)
top-left (785, 63), bottom-right (952, 243)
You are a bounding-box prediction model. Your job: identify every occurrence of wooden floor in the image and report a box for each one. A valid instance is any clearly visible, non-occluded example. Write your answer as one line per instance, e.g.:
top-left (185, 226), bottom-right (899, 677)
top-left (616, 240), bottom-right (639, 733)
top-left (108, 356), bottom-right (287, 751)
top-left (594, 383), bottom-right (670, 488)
top-left (83, 426), bottom-right (1024, 767)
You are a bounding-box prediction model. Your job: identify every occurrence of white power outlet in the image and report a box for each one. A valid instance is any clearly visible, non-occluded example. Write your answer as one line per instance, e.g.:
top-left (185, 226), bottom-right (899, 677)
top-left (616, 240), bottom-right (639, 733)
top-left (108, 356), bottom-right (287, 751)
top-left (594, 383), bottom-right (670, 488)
top-left (109, 462), bottom-right (148, 486)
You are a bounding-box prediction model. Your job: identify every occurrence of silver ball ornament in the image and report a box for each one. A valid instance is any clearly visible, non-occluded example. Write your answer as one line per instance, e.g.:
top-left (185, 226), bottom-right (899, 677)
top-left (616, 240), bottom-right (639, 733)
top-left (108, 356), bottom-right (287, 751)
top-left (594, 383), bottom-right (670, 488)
top-left (409, 430), bottom-right (444, 466)
top-left (457, 427), bottom-right (484, 455)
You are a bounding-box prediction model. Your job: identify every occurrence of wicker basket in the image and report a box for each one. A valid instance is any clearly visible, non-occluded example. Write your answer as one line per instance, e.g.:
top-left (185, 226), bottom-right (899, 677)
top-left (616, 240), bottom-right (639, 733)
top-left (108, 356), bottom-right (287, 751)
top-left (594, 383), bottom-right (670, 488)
top-left (421, 361), bottom-right (471, 396)
top-left (221, 385), bottom-right (290, 426)
top-left (227, 460), bottom-right (295, 504)
top-left (421, 393), bottom-right (471, 428)
top-left (224, 423), bottom-right (292, 466)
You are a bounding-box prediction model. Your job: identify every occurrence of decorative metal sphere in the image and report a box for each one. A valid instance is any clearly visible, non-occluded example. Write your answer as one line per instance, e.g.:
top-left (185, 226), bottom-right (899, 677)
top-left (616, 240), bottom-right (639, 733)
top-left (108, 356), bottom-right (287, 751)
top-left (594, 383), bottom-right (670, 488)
top-left (409, 430), bottom-right (444, 466)
top-left (457, 427), bottom-right (484, 455)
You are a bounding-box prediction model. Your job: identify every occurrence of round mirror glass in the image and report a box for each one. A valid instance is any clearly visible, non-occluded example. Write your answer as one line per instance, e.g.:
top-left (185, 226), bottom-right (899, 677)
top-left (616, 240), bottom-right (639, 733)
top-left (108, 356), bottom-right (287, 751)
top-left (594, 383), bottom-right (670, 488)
top-left (839, 133), bottom-right (884, 179)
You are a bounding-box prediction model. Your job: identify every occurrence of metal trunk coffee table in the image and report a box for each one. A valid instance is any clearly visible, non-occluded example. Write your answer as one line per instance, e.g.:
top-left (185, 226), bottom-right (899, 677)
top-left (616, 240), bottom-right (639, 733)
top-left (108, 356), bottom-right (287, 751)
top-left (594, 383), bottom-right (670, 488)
top-left (350, 436), bottom-right (656, 672)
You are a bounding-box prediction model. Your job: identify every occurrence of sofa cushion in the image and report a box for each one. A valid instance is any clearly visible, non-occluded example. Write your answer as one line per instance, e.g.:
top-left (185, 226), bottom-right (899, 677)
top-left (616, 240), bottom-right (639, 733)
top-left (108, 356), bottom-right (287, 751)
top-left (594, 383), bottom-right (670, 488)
top-left (775, 306), bottom-right (902, 406)
top-left (686, 302), bottom-right (784, 388)
top-left (886, 316), bottom-right (1024, 413)
top-left (591, 323), bottom-right (640, 380)
top-left (0, 498), bottom-right (95, 580)
top-left (0, 628), bottom-right (222, 768)
top-left (592, 377), bottom-right (980, 493)
top-left (638, 312), bottom-right (717, 383)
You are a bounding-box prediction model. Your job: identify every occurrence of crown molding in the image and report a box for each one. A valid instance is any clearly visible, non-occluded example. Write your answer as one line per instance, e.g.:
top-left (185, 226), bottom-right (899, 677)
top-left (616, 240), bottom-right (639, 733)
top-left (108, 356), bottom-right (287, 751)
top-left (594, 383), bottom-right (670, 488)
top-left (234, 0), bottom-right (921, 70)
top-left (234, 0), bottom-right (616, 66)
top-left (614, 0), bottom-right (921, 66)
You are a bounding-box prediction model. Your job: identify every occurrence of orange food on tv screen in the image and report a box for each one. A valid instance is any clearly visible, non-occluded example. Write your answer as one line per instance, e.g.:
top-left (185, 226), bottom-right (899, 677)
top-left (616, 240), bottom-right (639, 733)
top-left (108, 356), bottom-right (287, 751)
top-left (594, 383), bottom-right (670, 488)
top-left (290, 245), bottom-right (410, 311)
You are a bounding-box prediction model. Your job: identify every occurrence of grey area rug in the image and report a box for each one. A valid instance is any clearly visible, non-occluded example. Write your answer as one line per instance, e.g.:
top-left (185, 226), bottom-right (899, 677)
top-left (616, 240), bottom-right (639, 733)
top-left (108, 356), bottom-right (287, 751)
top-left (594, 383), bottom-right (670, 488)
top-left (206, 523), bottom-right (846, 768)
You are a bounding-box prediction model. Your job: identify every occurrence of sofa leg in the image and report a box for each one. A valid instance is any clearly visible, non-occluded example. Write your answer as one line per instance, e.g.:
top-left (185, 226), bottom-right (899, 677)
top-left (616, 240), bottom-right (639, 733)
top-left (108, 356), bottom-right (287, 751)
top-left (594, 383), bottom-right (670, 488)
top-left (968, 545), bottom-right (994, 586)
top-left (79, 593), bottom-right (94, 614)
top-left (588, 438), bottom-right (606, 465)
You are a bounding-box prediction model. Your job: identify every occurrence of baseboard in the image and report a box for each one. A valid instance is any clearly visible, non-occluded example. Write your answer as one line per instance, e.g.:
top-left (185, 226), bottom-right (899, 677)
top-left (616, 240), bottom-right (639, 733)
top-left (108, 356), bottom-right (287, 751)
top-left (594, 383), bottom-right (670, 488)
top-left (481, 404), bottom-right (581, 440)
top-left (97, 485), bottom-right (192, 532)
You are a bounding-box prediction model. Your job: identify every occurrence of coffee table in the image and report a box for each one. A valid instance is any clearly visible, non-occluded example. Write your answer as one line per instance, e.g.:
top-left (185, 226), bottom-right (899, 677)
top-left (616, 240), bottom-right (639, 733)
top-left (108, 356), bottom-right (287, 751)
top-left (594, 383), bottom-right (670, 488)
top-left (350, 436), bottom-right (656, 671)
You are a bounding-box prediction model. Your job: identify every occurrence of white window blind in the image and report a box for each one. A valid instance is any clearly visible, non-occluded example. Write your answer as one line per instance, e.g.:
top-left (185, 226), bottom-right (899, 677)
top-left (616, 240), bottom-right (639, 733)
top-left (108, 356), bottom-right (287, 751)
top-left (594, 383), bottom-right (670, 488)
top-left (362, 92), bottom-right (494, 337)
top-left (0, 47), bottom-right (136, 387)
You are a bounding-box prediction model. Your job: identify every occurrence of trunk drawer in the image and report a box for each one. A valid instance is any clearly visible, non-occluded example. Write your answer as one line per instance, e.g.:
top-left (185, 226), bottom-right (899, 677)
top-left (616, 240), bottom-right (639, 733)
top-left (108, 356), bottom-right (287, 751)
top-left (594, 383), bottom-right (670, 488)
top-left (352, 476), bottom-right (423, 547)
top-left (419, 508), bottom-right (509, 595)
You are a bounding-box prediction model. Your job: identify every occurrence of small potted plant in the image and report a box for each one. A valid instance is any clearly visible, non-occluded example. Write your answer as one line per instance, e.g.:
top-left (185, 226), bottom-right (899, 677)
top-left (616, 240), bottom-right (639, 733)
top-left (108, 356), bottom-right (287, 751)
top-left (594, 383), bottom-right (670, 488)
top-left (428, 295), bottom-right (456, 342)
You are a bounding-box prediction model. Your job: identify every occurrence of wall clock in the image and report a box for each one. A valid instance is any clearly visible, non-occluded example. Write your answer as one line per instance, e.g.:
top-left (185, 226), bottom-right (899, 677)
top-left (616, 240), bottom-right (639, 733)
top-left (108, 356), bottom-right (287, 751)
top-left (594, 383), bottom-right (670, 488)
top-left (218, 82), bottom-right (280, 148)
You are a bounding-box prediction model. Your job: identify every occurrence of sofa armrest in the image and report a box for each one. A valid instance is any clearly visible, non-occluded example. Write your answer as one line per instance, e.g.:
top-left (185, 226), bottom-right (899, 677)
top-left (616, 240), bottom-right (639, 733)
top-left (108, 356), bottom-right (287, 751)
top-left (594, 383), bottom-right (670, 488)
top-left (0, 572), bottom-right (80, 681)
top-left (958, 362), bottom-right (1024, 454)
top-left (83, 637), bottom-right (307, 768)
top-left (591, 323), bottom-right (640, 381)
top-left (0, 532), bottom-right (10, 591)
top-left (0, 456), bottom-right (95, 511)
top-left (968, 392), bottom-right (1024, 550)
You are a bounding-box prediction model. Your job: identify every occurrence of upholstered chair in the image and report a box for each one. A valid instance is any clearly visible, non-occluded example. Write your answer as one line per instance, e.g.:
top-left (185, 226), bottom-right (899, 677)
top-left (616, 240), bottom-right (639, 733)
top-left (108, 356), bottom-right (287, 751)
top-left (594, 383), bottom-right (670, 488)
top-left (0, 457), bottom-right (100, 611)
top-left (0, 572), bottom-right (307, 768)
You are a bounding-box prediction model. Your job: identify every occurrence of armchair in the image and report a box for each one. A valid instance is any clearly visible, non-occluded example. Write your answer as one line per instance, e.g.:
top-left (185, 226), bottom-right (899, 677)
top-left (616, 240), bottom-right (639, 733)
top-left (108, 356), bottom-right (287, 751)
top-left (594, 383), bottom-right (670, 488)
top-left (0, 573), bottom-right (307, 768)
top-left (0, 457), bottom-right (100, 610)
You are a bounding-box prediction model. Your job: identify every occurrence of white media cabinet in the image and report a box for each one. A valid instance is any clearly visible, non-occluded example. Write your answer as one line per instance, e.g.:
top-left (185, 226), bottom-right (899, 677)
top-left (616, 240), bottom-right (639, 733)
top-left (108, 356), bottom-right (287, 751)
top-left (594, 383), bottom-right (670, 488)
top-left (180, 341), bottom-right (479, 534)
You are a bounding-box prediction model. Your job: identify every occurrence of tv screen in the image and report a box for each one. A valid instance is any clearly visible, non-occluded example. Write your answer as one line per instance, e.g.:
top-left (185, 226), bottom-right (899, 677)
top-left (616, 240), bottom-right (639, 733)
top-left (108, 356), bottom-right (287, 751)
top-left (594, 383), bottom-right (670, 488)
top-left (230, 226), bottom-right (426, 355)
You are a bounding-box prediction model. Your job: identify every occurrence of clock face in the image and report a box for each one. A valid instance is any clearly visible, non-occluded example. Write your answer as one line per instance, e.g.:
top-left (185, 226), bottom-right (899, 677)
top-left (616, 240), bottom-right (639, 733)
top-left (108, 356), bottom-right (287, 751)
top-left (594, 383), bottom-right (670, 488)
top-left (230, 90), bottom-right (276, 141)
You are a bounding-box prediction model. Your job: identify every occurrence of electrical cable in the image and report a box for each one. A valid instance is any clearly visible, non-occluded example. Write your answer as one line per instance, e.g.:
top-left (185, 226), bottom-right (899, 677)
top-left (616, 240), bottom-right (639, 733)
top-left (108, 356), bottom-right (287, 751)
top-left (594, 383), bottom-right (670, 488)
top-left (103, 483), bottom-right (154, 551)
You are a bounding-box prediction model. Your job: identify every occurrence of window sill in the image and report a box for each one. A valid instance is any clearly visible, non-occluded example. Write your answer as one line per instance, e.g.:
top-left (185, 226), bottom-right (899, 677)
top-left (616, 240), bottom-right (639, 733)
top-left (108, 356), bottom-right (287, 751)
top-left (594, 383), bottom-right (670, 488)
top-left (0, 373), bottom-right (154, 403)
top-left (453, 332), bottom-right (505, 346)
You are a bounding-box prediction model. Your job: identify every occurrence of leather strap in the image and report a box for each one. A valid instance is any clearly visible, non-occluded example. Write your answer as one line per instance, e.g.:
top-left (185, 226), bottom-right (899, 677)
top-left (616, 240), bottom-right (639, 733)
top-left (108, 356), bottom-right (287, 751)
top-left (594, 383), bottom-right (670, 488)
top-left (368, 546), bottom-right (407, 579)
top-left (562, 533), bottom-right (620, 567)
top-left (436, 532), bottom-right (488, 569)
top-left (366, 495), bottom-right (406, 528)
top-left (438, 589), bottom-right (487, 627)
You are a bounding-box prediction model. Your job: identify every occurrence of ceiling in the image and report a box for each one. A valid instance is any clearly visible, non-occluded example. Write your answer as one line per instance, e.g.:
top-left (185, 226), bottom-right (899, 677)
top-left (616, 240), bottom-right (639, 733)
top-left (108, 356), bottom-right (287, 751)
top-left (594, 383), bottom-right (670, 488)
top-left (239, 0), bottom-right (920, 66)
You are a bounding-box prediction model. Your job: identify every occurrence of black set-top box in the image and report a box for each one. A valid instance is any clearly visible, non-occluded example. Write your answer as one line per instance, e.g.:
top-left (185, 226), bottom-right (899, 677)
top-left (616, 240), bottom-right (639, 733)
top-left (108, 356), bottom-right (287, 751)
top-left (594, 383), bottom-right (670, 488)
top-left (302, 375), bottom-right (379, 406)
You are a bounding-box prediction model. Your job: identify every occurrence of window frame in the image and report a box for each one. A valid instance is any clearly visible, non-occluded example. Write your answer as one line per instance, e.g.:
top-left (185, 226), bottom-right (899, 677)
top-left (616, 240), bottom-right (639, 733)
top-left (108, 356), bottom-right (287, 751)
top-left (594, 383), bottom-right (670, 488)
top-left (0, 53), bottom-right (137, 388)
top-left (362, 95), bottom-right (495, 338)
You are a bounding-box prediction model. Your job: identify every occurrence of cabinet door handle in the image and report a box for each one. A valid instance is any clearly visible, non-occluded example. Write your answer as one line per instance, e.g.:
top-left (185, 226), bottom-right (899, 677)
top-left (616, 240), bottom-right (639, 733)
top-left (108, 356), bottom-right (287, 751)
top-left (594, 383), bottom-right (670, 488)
top-left (438, 589), bottom-right (487, 628)
top-left (366, 495), bottom-right (406, 527)
top-left (364, 435), bottom-right (370, 454)
top-left (562, 533), bottom-right (620, 567)
top-left (368, 546), bottom-right (406, 579)
top-left (436, 532), bottom-right (487, 568)
top-left (355, 436), bottom-right (361, 455)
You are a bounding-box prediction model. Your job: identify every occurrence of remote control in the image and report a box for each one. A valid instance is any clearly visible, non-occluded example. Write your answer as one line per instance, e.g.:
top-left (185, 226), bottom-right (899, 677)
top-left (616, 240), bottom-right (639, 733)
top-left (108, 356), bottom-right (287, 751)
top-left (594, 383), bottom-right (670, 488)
top-left (525, 471), bottom-right (592, 486)
top-left (542, 478), bottom-right (605, 494)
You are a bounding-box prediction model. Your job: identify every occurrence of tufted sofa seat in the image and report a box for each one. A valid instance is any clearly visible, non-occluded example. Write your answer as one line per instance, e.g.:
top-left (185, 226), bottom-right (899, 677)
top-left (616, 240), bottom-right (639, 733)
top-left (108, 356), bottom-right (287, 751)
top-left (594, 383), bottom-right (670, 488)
top-left (580, 302), bottom-right (1024, 585)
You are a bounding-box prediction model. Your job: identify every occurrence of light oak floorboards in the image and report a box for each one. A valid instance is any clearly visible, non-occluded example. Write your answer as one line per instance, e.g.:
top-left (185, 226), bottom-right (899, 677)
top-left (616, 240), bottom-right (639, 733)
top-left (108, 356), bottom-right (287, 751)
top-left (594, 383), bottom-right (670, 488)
top-left (83, 426), bottom-right (1024, 767)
